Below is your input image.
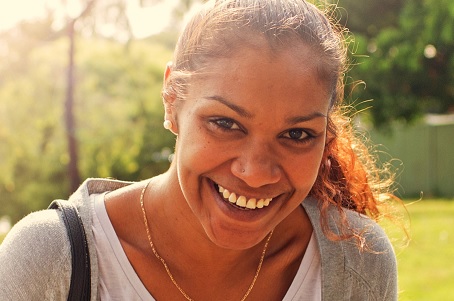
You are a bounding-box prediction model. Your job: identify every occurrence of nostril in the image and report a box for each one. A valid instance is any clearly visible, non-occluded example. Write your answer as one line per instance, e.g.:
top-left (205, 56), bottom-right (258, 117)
top-left (234, 166), bottom-right (281, 188)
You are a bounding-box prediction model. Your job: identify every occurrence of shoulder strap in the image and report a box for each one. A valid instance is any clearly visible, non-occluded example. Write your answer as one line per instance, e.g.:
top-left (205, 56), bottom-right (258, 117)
top-left (48, 200), bottom-right (91, 301)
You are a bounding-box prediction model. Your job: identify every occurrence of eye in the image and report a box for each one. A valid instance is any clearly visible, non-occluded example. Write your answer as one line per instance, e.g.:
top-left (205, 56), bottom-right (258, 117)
top-left (211, 118), bottom-right (241, 131)
top-left (281, 128), bottom-right (314, 144)
top-left (287, 129), bottom-right (306, 139)
top-left (284, 129), bottom-right (308, 140)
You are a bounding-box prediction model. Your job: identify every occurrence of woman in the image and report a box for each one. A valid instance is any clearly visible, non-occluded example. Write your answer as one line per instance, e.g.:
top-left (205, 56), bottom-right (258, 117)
top-left (0, 0), bottom-right (398, 300)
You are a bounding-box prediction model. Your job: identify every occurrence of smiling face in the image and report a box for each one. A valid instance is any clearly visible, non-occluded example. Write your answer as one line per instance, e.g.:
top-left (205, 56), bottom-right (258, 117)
top-left (165, 41), bottom-right (332, 249)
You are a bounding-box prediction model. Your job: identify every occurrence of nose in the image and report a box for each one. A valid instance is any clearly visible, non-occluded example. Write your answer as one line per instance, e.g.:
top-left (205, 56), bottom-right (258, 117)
top-left (231, 141), bottom-right (282, 188)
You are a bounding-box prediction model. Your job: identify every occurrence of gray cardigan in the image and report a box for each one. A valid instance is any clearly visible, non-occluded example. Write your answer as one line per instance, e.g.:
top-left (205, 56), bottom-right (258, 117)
top-left (0, 178), bottom-right (397, 300)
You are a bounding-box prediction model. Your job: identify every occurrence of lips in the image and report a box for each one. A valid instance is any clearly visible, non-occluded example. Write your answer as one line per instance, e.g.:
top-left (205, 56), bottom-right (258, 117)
top-left (216, 184), bottom-right (273, 210)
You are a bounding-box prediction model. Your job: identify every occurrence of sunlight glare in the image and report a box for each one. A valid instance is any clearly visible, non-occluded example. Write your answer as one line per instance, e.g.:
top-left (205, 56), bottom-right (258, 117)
top-left (0, 0), bottom-right (49, 30)
top-left (0, 0), bottom-right (180, 37)
top-left (127, 0), bottom-right (180, 38)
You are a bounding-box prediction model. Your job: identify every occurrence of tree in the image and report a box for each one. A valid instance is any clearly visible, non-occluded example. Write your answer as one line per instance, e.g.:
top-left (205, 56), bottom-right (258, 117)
top-left (0, 32), bottom-right (70, 222)
top-left (0, 34), bottom-right (174, 223)
top-left (337, 0), bottom-right (454, 129)
top-left (335, 0), bottom-right (405, 38)
top-left (63, 0), bottom-right (98, 192)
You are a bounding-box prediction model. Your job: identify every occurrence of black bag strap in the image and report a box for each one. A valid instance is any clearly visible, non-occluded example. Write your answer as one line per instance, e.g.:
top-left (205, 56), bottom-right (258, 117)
top-left (49, 200), bottom-right (91, 301)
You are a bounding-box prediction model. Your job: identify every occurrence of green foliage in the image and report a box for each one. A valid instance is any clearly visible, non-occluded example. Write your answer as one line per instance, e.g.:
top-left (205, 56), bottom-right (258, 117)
top-left (75, 39), bottom-right (175, 181)
top-left (0, 31), bottom-right (175, 223)
top-left (338, 0), bottom-right (454, 129)
top-left (0, 36), bottom-right (69, 222)
top-left (335, 0), bottom-right (404, 37)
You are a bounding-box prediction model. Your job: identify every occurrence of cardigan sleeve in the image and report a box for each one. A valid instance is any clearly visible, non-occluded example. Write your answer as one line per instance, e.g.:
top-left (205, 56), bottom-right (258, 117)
top-left (342, 211), bottom-right (398, 301)
top-left (302, 198), bottom-right (397, 301)
top-left (0, 209), bottom-right (72, 301)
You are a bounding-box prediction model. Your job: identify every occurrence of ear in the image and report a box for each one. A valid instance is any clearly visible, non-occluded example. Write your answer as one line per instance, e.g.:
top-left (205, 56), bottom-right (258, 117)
top-left (162, 61), bottom-right (178, 135)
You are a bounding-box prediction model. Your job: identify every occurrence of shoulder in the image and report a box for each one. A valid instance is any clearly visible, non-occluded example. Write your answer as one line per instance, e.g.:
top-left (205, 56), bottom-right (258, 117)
top-left (69, 178), bottom-right (136, 300)
top-left (0, 209), bottom-right (70, 258)
top-left (0, 178), bottom-right (134, 301)
top-left (341, 210), bottom-right (397, 299)
top-left (302, 197), bottom-right (396, 258)
top-left (70, 178), bottom-right (135, 226)
top-left (0, 209), bottom-right (72, 300)
top-left (302, 198), bottom-right (397, 300)
top-left (337, 205), bottom-right (397, 272)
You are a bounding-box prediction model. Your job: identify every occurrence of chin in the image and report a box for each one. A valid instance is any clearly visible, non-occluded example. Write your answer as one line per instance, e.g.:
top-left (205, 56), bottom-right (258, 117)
top-left (200, 216), bottom-right (273, 251)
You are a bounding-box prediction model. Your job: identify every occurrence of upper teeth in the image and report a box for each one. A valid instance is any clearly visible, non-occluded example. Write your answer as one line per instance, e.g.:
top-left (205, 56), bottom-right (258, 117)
top-left (218, 185), bottom-right (272, 209)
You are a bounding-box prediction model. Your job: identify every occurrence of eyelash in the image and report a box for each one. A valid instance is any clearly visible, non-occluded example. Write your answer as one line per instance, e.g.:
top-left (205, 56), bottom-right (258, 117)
top-left (209, 117), bottom-right (317, 145)
top-left (281, 128), bottom-right (316, 144)
top-left (210, 118), bottom-right (241, 132)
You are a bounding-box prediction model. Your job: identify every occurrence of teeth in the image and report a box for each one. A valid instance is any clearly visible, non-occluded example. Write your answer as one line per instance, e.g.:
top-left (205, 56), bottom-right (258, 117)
top-left (264, 198), bottom-right (271, 206)
top-left (217, 184), bottom-right (273, 209)
top-left (237, 196), bottom-right (247, 207)
top-left (228, 192), bottom-right (237, 204)
top-left (246, 198), bottom-right (257, 209)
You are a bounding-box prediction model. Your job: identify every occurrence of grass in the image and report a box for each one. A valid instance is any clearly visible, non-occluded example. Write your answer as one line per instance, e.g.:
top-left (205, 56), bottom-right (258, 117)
top-left (1, 199), bottom-right (453, 300)
top-left (390, 200), bottom-right (454, 301)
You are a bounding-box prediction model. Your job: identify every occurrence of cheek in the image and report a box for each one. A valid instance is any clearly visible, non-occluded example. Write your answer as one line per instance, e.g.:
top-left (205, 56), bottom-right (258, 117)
top-left (176, 112), bottom-right (232, 173)
top-left (174, 136), bottom-right (207, 213)
top-left (287, 144), bottom-right (325, 192)
top-left (175, 124), bottom-right (219, 185)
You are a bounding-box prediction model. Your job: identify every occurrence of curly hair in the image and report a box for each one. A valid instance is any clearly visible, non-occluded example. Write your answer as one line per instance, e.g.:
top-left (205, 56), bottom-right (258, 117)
top-left (163, 0), bottom-right (399, 245)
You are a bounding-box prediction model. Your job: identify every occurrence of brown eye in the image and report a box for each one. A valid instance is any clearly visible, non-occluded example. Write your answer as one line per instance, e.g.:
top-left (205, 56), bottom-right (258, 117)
top-left (286, 129), bottom-right (307, 140)
top-left (217, 119), bottom-right (235, 129)
top-left (281, 128), bottom-right (316, 145)
top-left (210, 118), bottom-right (241, 131)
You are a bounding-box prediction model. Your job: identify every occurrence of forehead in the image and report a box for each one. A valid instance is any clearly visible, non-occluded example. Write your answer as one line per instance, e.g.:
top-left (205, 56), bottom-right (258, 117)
top-left (192, 33), bottom-right (329, 87)
top-left (187, 41), bottom-right (332, 114)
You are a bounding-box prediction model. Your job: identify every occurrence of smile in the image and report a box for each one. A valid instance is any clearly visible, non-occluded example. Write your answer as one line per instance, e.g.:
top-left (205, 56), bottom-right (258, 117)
top-left (216, 184), bottom-right (273, 210)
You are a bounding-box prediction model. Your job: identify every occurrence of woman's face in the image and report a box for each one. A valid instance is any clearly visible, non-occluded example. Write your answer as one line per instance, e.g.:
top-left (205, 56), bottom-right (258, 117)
top-left (169, 41), bottom-right (331, 250)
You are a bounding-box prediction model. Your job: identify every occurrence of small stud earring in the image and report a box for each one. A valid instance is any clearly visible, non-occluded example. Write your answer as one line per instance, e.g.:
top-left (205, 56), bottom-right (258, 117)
top-left (163, 120), bottom-right (173, 130)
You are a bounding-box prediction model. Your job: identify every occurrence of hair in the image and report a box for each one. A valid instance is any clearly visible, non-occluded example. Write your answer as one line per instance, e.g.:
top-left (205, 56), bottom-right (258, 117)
top-left (163, 0), bottom-right (399, 246)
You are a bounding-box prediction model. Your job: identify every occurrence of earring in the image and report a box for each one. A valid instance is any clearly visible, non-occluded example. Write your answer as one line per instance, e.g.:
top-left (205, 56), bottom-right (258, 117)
top-left (326, 158), bottom-right (331, 169)
top-left (163, 120), bottom-right (173, 130)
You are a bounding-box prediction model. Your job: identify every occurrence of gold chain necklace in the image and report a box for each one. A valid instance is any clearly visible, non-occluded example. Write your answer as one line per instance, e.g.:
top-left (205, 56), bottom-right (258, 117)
top-left (139, 180), bottom-right (274, 301)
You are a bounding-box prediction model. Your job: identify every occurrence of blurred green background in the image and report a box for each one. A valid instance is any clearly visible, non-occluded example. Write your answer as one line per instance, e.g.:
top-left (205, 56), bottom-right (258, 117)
top-left (389, 200), bottom-right (454, 301)
top-left (0, 0), bottom-right (453, 299)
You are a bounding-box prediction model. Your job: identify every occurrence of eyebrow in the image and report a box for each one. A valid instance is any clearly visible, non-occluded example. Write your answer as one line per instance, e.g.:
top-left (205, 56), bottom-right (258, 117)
top-left (286, 112), bottom-right (327, 124)
top-left (204, 95), bottom-right (254, 118)
top-left (204, 95), bottom-right (327, 123)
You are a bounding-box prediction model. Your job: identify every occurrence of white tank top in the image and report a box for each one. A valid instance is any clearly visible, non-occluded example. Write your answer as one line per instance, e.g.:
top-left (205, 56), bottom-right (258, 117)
top-left (92, 193), bottom-right (321, 300)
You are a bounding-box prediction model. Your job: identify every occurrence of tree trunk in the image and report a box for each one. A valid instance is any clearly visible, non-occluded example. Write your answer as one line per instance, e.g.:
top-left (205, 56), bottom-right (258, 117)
top-left (64, 20), bottom-right (81, 193)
